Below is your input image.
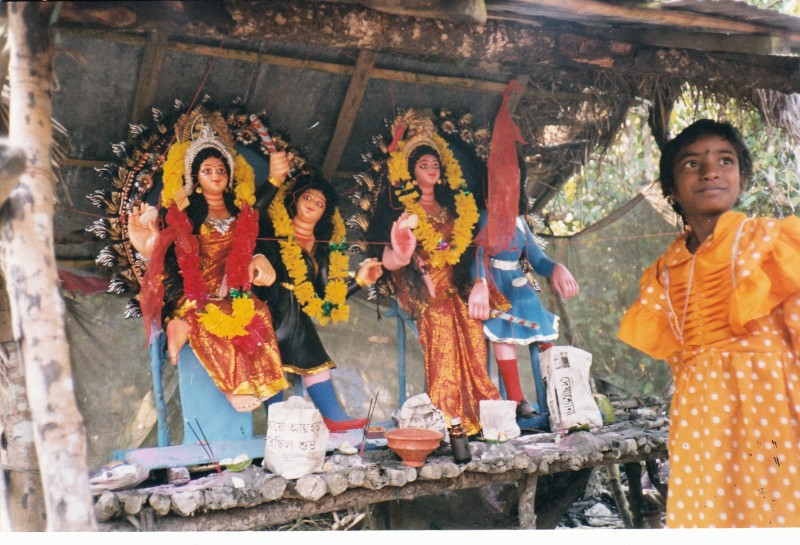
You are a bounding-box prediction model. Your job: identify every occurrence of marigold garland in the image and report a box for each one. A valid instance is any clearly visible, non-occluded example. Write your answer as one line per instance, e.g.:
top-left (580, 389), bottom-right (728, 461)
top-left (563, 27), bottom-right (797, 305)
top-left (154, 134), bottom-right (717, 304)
top-left (268, 183), bottom-right (350, 326)
top-left (170, 203), bottom-right (261, 340)
top-left (162, 141), bottom-right (191, 208)
top-left (389, 133), bottom-right (478, 269)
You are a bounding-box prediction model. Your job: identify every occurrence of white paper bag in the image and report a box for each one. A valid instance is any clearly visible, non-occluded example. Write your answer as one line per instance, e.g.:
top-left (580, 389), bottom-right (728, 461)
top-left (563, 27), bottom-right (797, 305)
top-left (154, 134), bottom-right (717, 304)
top-left (479, 399), bottom-right (521, 441)
top-left (263, 396), bottom-right (329, 479)
top-left (540, 346), bottom-right (602, 431)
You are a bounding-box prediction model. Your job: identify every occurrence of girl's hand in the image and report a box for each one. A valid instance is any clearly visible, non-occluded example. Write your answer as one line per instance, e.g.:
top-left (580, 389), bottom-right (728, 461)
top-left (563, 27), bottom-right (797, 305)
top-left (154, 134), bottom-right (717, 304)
top-left (249, 254), bottom-right (276, 287)
top-left (551, 263), bottom-right (579, 299)
top-left (166, 319), bottom-right (190, 366)
top-left (468, 280), bottom-right (491, 321)
top-left (355, 258), bottom-right (383, 286)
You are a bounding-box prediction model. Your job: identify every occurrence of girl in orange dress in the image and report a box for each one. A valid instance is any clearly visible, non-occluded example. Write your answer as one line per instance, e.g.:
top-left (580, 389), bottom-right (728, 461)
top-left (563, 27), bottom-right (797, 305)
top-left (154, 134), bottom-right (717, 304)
top-left (618, 120), bottom-right (800, 527)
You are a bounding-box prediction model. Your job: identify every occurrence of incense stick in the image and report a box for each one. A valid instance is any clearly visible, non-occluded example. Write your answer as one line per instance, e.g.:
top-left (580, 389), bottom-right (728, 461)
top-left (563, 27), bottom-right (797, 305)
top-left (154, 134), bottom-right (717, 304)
top-left (359, 389), bottom-right (380, 456)
top-left (185, 419), bottom-right (222, 473)
top-left (195, 418), bottom-right (216, 460)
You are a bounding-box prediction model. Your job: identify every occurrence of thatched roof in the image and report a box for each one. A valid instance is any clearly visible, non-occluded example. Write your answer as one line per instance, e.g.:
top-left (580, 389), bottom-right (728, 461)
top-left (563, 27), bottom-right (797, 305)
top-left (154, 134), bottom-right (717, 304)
top-left (2, 0), bottom-right (798, 264)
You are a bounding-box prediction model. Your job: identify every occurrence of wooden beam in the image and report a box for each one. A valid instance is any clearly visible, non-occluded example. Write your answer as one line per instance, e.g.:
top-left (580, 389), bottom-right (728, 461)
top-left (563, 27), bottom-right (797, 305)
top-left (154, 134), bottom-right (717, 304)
top-left (322, 49), bottom-right (377, 180)
top-left (370, 67), bottom-right (505, 93)
top-left (56, 22), bottom-right (800, 100)
top-left (609, 27), bottom-right (792, 57)
top-left (168, 40), bottom-right (355, 77)
top-left (350, 0), bottom-right (487, 24)
top-left (170, 40), bottom-right (507, 93)
top-left (510, 0), bottom-right (800, 42)
top-left (0, 38), bottom-right (8, 87)
top-left (518, 473), bottom-right (538, 529)
top-left (61, 157), bottom-right (109, 168)
top-left (130, 29), bottom-right (168, 125)
top-left (58, 28), bottom-right (508, 93)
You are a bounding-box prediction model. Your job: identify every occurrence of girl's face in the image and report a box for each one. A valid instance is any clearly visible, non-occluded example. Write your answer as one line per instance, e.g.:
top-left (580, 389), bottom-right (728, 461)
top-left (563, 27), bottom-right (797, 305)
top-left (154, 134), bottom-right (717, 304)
top-left (197, 157), bottom-right (229, 197)
top-left (670, 135), bottom-right (744, 222)
top-left (413, 154), bottom-right (441, 191)
top-left (295, 188), bottom-right (326, 225)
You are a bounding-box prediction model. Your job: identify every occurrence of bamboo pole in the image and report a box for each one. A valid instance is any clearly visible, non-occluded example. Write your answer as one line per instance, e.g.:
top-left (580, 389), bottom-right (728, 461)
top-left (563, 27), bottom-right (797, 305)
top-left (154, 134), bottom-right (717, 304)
top-left (2, 3), bottom-right (96, 530)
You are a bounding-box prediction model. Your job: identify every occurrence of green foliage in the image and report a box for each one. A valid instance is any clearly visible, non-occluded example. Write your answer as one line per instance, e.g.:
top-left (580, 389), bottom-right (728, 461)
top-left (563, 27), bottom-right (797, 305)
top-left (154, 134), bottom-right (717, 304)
top-left (745, 0), bottom-right (800, 15)
top-left (546, 105), bottom-right (659, 235)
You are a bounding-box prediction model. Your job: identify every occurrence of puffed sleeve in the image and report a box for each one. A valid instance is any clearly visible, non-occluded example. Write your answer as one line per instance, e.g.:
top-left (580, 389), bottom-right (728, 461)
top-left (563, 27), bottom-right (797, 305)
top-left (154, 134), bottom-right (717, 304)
top-left (617, 257), bottom-right (681, 360)
top-left (729, 216), bottom-right (800, 334)
top-left (521, 217), bottom-right (557, 277)
top-left (781, 289), bottom-right (800, 357)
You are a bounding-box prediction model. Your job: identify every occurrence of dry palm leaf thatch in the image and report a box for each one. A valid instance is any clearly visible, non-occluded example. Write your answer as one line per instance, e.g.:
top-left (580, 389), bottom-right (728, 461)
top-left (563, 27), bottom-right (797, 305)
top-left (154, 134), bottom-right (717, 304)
top-left (1, 84), bottom-right (73, 205)
top-left (515, 69), bottom-right (634, 210)
top-left (754, 89), bottom-right (800, 143)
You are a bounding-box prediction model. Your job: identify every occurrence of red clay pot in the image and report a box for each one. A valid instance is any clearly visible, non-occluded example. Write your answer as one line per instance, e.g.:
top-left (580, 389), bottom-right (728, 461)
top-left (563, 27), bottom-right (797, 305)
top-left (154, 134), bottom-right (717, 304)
top-left (384, 428), bottom-right (443, 468)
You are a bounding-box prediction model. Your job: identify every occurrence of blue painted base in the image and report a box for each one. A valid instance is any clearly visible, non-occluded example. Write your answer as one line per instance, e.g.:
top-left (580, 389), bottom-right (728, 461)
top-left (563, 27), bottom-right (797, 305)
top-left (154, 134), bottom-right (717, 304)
top-left (517, 412), bottom-right (551, 432)
top-left (177, 344), bottom-right (253, 445)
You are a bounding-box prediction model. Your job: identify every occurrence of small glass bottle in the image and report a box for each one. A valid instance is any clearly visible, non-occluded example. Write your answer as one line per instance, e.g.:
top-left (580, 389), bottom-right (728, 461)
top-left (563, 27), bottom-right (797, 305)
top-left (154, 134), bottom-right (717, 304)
top-left (449, 417), bottom-right (472, 464)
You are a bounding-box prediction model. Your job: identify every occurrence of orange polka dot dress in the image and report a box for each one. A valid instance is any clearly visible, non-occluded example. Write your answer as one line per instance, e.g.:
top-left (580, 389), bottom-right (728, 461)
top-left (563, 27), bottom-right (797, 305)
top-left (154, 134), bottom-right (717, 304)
top-left (618, 211), bottom-right (800, 528)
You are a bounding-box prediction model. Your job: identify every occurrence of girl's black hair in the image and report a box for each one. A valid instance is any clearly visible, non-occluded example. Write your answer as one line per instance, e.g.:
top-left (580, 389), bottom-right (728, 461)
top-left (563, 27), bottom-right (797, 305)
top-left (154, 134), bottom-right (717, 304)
top-left (659, 119), bottom-right (752, 220)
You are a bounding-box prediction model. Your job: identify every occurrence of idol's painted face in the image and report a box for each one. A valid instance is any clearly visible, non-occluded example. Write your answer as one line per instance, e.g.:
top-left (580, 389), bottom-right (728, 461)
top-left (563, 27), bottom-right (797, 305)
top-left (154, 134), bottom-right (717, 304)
top-left (670, 135), bottom-right (744, 222)
top-left (413, 154), bottom-right (441, 191)
top-left (295, 189), bottom-right (326, 225)
top-left (197, 157), bottom-right (229, 196)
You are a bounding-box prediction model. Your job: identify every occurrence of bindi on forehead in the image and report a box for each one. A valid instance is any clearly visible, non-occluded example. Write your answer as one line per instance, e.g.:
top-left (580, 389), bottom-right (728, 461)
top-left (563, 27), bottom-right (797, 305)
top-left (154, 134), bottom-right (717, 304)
top-left (676, 139), bottom-right (736, 161)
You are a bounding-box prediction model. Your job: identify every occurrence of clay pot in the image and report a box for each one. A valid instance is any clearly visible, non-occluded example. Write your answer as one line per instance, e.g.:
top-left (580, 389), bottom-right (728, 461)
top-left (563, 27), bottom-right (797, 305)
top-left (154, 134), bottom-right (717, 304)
top-left (384, 427), bottom-right (443, 467)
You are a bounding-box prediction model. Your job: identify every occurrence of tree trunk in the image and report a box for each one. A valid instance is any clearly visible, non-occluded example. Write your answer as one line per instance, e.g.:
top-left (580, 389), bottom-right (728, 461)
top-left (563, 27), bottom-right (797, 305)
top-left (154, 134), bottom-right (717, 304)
top-left (1, 278), bottom-right (46, 531)
top-left (1, 3), bottom-right (96, 530)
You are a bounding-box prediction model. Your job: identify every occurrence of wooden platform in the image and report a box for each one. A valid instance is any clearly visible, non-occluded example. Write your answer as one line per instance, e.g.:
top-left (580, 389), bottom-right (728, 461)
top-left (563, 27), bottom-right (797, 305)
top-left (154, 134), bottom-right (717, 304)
top-left (123, 425), bottom-right (389, 471)
top-left (94, 412), bottom-right (668, 531)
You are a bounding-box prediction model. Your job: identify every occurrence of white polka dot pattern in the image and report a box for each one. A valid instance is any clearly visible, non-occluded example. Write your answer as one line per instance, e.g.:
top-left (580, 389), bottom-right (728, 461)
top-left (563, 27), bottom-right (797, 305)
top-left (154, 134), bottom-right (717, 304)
top-left (619, 212), bottom-right (800, 528)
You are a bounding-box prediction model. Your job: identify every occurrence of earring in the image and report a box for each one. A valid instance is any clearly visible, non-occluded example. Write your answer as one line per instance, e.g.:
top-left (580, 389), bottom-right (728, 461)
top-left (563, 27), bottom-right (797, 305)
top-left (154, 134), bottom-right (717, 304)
top-left (224, 185), bottom-right (231, 193)
top-left (195, 186), bottom-right (203, 194)
top-left (666, 196), bottom-right (674, 205)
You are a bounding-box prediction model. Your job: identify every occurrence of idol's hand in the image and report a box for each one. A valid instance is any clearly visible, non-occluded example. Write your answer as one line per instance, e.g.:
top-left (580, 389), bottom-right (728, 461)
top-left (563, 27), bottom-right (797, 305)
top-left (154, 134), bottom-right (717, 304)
top-left (551, 263), bottom-right (579, 299)
top-left (268, 151), bottom-right (290, 186)
top-left (249, 254), bottom-right (276, 287)
top-left (383, 213), bottom-right (416, 269)
top-left (166, 318), bottom-right (190, 366)
top-left (468, 280), bottom-right (491, 321)
top-left (128, 203), bottom-right (159, 260)
top-left (355, 258), bottom-right (383, 286)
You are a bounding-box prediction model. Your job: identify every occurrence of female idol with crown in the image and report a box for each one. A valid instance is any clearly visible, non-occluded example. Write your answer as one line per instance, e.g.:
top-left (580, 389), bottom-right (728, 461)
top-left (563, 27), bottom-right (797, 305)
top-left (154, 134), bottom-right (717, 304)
top-left (129, 119), bottom-right (288, 439)
top-left (365, 111), bottom-right (501, 436)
